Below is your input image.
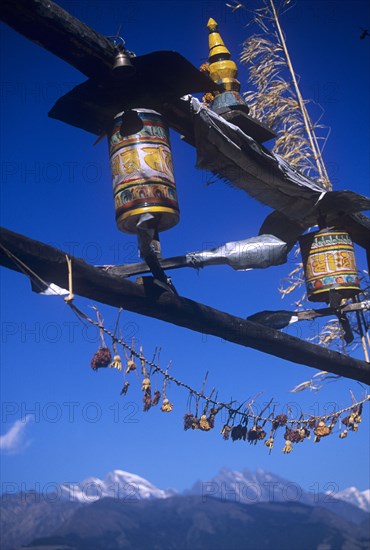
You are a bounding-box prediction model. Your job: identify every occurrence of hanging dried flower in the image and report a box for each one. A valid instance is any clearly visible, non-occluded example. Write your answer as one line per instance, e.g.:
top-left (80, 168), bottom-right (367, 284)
top-left (328, 415), bottom-right (340, 431)
top-left (120, 381), bottom-right (130, 396)
top-left (110, 354), bottom-right (122, 370)
top-left (341, 414), bottom-right (351, 427)
top-left (151, 390), bottom-right (161, 406)
top-left (339, 430), bottom-right (348, 439)
top-left (284, 427), bottom-right (303, 443)
top-left (314, 421), bottom-right (331, 438)
top-left (161, 398), bottom-right (173, 413)
top-left (208, 414), bottom-right (216, 429)
top-left (209, 406), bottom-right (222, 417)
top-left (142, 377), bottom-right (151, 391)
top-left (298, 427), bottom-right (310, 440)
top-left (353, 404), bottom-right (363, 423)
top-left (184, 413), bottom-right (196, 431)
top-left (282, 440), bottom-right (293, 454)
top-left (191, 417), bottom-right (200, 430)
top-left (231, 424), bottom-right (247, 441)
top-left (247, 425), bottom-right (266, 444)
top-left (272, 414), bottom-right (288, 429)
top-left (265, 437), bottom-right (274, 450)
top-left (91, 347), bottom-right (112, 370)
top-left (341, 413), bottom-right (360, 430)
top-left (143, 392), bottom-right (152, 412)
top-left (221, 424), bottom-right (232, 440)
top-left (313, 421), bottom-right (331, 442)
top-left (308, 419), bottom-right (317, 429)
top-left (126, 359), bottom-right (136, 374)
top-left (199, 414), bottom-right (211, 431)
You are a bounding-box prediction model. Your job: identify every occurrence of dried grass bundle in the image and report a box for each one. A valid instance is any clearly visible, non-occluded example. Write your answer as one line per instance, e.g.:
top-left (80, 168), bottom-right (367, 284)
top-left (240, 3), bottom-right (331, 189)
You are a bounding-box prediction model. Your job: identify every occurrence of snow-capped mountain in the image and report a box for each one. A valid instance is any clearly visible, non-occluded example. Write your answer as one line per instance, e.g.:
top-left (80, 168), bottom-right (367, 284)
top-left (58, 467), bottom-right (369, 516)
top-left (335, 486), bottom-right (370, 512)
top-left (60, 469), bottom-right (176, 503)
top-left (187, 467), bottom-right (314, 506)
top-left (2, 469), bottom-right (368, 549)
top-left (186, 467), bottom-right (369, 523)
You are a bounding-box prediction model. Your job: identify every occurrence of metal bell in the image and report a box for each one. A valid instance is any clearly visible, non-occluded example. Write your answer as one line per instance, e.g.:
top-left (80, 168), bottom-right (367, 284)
top-left (112, 49), bottom-right (135, 76)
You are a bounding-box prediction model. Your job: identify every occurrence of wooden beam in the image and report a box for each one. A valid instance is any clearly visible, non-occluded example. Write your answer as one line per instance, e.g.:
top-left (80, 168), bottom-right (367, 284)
top-left (1, 227), bottom-right (369, 384)
top-left (0, 0), bottom-right (116, 79)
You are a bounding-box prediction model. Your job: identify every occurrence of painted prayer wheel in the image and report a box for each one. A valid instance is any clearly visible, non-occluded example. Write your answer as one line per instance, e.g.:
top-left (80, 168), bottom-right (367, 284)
top-left (109, 109), bottom-right (179, 234)
top-left (299, 229), bottom-right (360, 302)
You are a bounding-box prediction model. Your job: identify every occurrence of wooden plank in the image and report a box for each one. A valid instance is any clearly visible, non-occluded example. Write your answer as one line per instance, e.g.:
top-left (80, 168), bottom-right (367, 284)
top-left (102, 256), bottom-right (193, 277)
top-left (1, 226), bottom-right (369, 384)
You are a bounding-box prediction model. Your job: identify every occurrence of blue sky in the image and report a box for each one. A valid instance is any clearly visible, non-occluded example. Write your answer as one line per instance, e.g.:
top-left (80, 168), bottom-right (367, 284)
top-left (1, 0), bottom-right (369, 497)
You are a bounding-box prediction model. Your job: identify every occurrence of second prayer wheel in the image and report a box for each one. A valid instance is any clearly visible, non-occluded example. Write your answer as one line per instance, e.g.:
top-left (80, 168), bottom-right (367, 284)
top-left (299, 229), bottom-right (360, 302)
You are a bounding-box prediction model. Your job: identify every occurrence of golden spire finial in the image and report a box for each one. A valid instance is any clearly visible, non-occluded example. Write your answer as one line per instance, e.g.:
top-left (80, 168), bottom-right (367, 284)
top-left (207, 18), bottom-right (218, 31)
top-left (207, 18), bottom-right (231, 59)
top-left (206, 17), bottom-right (239, 92)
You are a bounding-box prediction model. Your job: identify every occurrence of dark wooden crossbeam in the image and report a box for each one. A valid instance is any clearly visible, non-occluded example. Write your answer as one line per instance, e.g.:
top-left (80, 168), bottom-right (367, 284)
top-left (0, 0), bottom-right (199, 141)
top-left (0, 0), bottom-right (116, 79)
top-left (1, 227), bottom-right (369, 384)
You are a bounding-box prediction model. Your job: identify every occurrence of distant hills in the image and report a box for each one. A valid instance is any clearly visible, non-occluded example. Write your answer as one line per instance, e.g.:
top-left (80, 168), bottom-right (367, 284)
top-left (1, 468), bottom-right (369, 550)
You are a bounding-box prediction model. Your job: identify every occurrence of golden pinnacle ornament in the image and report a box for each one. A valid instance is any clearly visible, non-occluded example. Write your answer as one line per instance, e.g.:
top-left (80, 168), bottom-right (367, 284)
top-left (299, 228), bottom-right (360, 302)
top-left (109, 109), bottom-right (180, 234)
top-left (206, 18), bottom-right (249, 113)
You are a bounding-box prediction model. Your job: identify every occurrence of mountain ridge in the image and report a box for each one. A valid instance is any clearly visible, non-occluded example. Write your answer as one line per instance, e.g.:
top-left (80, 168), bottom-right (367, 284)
top-left (21, 497), bottom-right (370, 550)
top-left (55, 467), bottom-right (370, 513)
top-left (185, 467), bottom-right (370, 518)
top-left (1, 468), bottom-right (369, 550)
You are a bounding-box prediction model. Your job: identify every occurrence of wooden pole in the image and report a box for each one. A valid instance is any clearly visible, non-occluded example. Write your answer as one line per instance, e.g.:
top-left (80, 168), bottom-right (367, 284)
top-left (1, 227), bottom-right (369, 384)
top-left (269, 0), bottom-right (331, 189)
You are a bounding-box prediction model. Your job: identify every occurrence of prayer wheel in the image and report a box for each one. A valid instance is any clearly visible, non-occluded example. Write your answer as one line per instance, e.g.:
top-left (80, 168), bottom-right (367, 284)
top-left (299, 228), bottom-right (360, 302)
top-left (109, 109), bottom-right (179, 234)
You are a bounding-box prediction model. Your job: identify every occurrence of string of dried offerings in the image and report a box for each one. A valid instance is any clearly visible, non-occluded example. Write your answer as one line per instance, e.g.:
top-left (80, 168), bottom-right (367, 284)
top-left (68, 299), bottom-right (370, 454)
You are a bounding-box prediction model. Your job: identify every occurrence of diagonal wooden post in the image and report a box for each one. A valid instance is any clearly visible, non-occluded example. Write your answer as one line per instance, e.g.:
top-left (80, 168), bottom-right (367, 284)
top-left (1, 227), bottom-right (369, 384)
